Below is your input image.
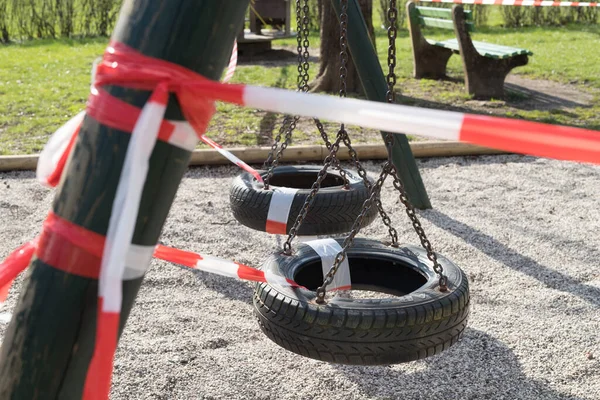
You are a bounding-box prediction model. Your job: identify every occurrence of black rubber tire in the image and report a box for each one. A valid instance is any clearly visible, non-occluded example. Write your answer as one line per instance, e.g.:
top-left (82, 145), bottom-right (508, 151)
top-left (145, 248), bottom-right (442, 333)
top-left (229, 165), bottom-right (378, 235)
top-left (253, 238), bottom-right (470, 365)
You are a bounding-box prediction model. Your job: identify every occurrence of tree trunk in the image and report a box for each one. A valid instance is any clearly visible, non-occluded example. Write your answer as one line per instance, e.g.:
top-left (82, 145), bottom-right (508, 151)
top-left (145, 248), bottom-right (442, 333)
top-left (310, 0), bottom-right (374, 94)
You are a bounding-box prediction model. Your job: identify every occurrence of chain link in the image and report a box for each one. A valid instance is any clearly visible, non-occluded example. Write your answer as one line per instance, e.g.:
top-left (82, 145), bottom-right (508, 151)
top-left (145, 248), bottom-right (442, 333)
top-left (262, 115), bottom-right (292, 171)
top-left (386, 1), bottom-right (398, 103)
top-left (338, 0), bottom-right (349, 99)
top-left (314, 118), bottom-right (350, 187)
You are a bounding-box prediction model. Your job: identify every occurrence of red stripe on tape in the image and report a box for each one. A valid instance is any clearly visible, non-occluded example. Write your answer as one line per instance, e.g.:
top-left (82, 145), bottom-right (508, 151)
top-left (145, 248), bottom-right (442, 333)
top-left (266, 220), bottom-right (287, 234)
top-left (237, 264), bottom-right (267, 283)
top-left (83, 299), bottom-right (119, 400)
top-left (200, 134), bottom-right (223, 149)
top-left (460, 115), bottom-right (600, 164)
top-left (87, 88), bottom-right (176, 143)
top-left (150, 83), bottom-right (169, 106)
top-left (332, 285), bottom-right (352, 291)
top-left (153, 245), bottom-right (202, 268)
top-left (0, 240), bottom-right (37, 290)
top-left (0, 281), bottom-right (11, 303)
top-left (36, 212), bottom-right (104, 279)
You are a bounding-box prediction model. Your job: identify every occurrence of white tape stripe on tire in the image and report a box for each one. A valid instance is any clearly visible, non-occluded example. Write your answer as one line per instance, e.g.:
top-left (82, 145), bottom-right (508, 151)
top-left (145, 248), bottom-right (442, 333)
top-left (305, 238), bottom-right (351, 291)
top-left (264, 270), bottom-right (291, 287)
top-left (266, 187), bottom-right (299, 234)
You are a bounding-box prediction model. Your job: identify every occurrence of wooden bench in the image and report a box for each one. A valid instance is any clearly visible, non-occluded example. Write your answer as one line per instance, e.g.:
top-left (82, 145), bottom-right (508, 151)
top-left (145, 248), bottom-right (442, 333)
top-left (406, 1), bottom-right (533, 99)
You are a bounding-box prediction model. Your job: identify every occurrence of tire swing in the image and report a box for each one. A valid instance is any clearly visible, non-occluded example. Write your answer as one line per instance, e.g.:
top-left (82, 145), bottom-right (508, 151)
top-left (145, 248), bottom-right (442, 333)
top-left (229, 0), bottom-right (377, 236)
top-left (253, 0), bottom-right (470, 365)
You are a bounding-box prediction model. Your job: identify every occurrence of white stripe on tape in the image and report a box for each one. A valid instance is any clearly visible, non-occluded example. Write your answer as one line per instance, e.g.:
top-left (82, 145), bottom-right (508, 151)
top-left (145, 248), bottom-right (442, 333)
top-left (99, 91), bottom-right (166, 312)
top-left (305, 238), bottom-right (351, 291)
top-left (243, 86), bottom-right (463, 141)
top-left (36, 111), bottom-right (86, 187)
top-left (168, 121), bottom-right (199, 152)
top-left (266, 187), bottom-right (299, 234)
top-left (299, 236), bottom-right (319, 242)
top-left (123, 244), bottom-right (155, 280)
top-left (195, 255), bottom-right (239, 278)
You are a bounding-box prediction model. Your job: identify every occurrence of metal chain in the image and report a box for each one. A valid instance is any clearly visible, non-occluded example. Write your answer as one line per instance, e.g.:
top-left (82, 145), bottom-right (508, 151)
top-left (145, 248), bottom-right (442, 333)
top-left (375, 0), bottom-right (401, 245)
top-left (338, 0), bottom-right (349, 99)
top-left (262, 115), bottom-right (292, 170)
top-left (315, 0), bottom-right (447, 303)
top-left (283, 0), bottom-right (351, 253)
top-left (382, 0), bottom-right (446, 290)
top-left (296, 0), bottom-right (310, 91)
top-left (283, 131), bottom-right (346, 254)
top-left (301, 0), bottom-right (311, 90)
top-left (386, 0), bottom-right (398, 103)
top-left (388, 164), bottom-right (448, 290)
top-left (314, 119), bottom-right (350, 187)
top-left (316, 162), bottom-right (393, 302)
top-left (262, 116), bottom-right (299, 187)
top-left (263, 0), bottom-right (311, 188)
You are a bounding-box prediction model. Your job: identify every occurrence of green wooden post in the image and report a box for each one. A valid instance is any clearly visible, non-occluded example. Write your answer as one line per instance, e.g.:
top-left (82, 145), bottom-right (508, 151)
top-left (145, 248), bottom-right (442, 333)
top-left (330, 0), bottom-right (432, 209)
top-left (0, 0), bottom-right (249, 398)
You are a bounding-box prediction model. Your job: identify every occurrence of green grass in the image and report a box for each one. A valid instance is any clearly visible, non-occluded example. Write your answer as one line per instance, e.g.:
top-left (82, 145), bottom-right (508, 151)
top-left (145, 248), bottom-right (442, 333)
top-left (1, 23), bottom-right (599, 155)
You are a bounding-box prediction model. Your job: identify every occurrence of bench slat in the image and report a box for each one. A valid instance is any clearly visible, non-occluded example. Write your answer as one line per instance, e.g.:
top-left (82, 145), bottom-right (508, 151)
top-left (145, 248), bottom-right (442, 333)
top-left (419, 16), bottom-right (474, 32)
top-left (472, 40), bottom-right (534, 56)
top-left (415, 6), bottom-right (473, 21)
top-left (427, 38), bottom-right (532, 59)
top-left (426, 38), bottom-right (460, 52)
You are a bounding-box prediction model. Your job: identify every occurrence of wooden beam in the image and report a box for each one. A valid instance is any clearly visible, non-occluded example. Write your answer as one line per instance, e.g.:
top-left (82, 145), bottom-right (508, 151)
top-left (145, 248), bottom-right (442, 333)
top-left (0, 142), bottom-right (507, 172)
top-left (0, 0), bottom-right (249, 397)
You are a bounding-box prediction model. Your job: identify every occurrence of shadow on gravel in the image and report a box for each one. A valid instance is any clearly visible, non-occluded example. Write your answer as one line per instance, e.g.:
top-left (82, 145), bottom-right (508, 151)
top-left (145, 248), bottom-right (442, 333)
top-left (335, 329), bottom-right (585, 400)
top-left (505, 83), bottom-right (591, 111)
top-left (422, 209), bottom-right (600, 308)
top-left (186, 267), bottom-right (255, 304)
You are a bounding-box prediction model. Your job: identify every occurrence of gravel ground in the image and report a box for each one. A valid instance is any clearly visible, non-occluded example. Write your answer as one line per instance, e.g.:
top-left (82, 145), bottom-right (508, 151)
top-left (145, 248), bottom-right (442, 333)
top-left (0, 154), bottom-right (599, 400)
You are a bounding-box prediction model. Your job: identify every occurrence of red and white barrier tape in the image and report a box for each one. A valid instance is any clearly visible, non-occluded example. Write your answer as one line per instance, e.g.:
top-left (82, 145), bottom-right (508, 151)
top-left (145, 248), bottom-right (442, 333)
top-left (37, 40), bottom-right (260, 188)
top-left (222, 40), bottom-right (238, 83)
top-left (266, 187), bottom-right (299, 234)
top-left (85, 85), bottom-right (168, 399)
top-left (0, 238), bottom-right (300, 306)
top-left (305, 239), bottom-right (351, 291)
top-left (181, 81), bottom-right (600, 165)
top-left (419, 0), bottom-right (598, 6)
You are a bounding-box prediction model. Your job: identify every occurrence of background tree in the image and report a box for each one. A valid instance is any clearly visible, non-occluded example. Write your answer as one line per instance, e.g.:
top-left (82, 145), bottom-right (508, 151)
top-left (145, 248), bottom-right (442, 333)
top-left (310, 0), bottom-right (374, 94)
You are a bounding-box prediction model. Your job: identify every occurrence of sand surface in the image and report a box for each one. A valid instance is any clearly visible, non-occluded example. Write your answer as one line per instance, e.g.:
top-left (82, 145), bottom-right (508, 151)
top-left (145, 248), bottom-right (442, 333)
top-left (0, 154), bottom-right (599, 400)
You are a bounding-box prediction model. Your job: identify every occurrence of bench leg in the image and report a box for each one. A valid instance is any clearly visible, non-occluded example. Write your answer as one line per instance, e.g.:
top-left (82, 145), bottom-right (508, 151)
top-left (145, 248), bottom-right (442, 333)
top-left (464, 54), bottom-right (529, 99)
top-left (413, 46), bottom-right (454, 80)
top-left (407, 1), bottom-right (453, 80)
top-left (451, 5), bottom-right (529, 99)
